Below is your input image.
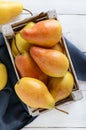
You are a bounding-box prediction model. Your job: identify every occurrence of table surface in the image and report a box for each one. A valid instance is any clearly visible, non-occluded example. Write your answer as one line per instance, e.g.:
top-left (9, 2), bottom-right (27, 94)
top-left (1, 0), bottom-right (86, 130)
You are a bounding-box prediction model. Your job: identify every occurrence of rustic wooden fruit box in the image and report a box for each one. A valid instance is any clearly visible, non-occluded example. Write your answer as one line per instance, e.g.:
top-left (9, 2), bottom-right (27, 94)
top-left (2, 10), bottom-right (83, 116)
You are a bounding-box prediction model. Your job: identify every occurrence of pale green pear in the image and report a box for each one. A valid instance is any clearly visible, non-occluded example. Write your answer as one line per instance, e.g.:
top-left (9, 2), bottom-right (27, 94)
top-left (11, 22), bottom-right (35, 57)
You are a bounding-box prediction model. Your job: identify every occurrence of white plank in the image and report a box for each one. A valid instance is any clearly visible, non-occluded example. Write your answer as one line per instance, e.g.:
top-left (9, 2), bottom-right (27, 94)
top-left (78, 81), bottom-right (86, 91)
top-left (58, 15), bottom-right (86, 52)
top-left (16, 0), bottom-right (86, 15)
top-left (4, 0), bottom-right (86, 14)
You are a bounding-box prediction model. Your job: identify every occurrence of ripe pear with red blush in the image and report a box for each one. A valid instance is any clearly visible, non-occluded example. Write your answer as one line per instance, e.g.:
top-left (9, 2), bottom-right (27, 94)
top-left (30, 46), bottom-right (69, 77)
top-left (20, 19), bottom-right (62, 47)
top-left (15, 52), bottom-right (48, 84)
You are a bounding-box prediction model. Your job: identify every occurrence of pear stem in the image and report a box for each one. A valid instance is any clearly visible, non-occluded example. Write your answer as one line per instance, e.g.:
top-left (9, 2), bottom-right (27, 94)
top-left (23, 8), bottom-right (33, 16)
top-left (55, 106), bottom-right (69, 115)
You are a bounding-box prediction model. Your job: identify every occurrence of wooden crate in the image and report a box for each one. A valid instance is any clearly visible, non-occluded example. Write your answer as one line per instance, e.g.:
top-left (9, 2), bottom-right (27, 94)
top-left (2, 10), bottom-right (83, 116)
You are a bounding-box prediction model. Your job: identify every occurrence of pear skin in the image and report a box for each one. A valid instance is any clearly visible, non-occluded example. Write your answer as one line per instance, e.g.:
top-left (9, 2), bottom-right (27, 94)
top-left (0, 1), bottom-right (23, 24)
top-left (0, 62), bottom-right (8, 90)
top-left (11, 22), bottom-right (35, 57)
top-left (15, 52), bottom-right (48, 84)
top-left (30, 46), bottom-right (69, 77)
top-left (48, 71), bottom-right (74, 102)
top-left (20, 19), bottom-right (62, 47)
top-left (23, 22), bottom-right (35, 29)
top-left (11, 33), bottom-right (30, 57)
top-left (15, 77), bottom-right (55, 109)
top-left (11, 39), bottom-right (19, 57)
top-left (52, 42), bottom-right (64, 53)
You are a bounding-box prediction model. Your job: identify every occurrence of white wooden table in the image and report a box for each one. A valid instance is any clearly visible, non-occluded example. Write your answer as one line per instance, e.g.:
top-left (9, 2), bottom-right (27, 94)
top-left (1, 0), bottom-right (86, 130)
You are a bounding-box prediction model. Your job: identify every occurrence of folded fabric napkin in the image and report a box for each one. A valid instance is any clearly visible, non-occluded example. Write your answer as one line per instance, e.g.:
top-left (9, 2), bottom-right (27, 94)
top-left (0, 32), bottom-right (86, 130)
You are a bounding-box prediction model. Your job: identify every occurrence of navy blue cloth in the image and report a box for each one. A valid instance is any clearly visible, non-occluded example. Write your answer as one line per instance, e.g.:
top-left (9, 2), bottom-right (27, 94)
top-left (0, 33), bottom-right (86, 130)
top-left (65, 38), bottom-right (86, 81)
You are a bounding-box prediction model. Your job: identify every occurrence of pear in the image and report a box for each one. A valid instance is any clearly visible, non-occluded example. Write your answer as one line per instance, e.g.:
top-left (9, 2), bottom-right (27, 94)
top-left (11, 33), bottom-right (30, 57)
top-left (0, 1), bottom-right (23, 24)
top-left (52, 42), bottom-right (64, 53)
top-left (30, 46), bottom-right (69, 77)
top-left (23, 22), bottom-right (35, 29)
top-left (15, 52), bottom-right (48, 84)
top-left (0, 62), bottom-right (8, 90)
top-left (14, 77), bottom-right (55, 109)
top-left (11, 22), bottom-right (35, 57)
top-left (48, 71), bottom-right (74, 102)
top-left (20, 19), bottom-right (62, 47)
top-left (11, 39), bottom-right (19, 57)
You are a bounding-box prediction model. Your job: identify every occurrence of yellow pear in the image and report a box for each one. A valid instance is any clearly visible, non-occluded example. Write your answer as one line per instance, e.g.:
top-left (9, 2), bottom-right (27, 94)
top-left (0, 62), bottom-right (8, 90)
top-left (11, 22), bottom-right (35, 57)
top-left (48, 71), bottom-right (74, 102)
top-left (0, 1), bottom-right (23, 24)
top-left (11, 33), bottom-right (30, 57)
top-left (15, 77), bottom-right (55, 109)
top-left (11, 39), bottom-right (19, 57)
